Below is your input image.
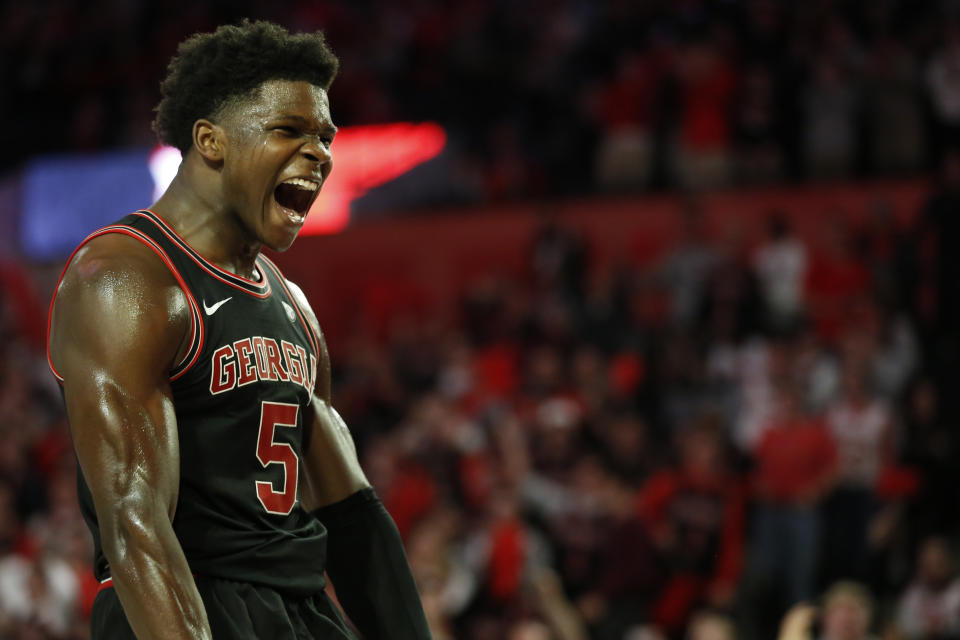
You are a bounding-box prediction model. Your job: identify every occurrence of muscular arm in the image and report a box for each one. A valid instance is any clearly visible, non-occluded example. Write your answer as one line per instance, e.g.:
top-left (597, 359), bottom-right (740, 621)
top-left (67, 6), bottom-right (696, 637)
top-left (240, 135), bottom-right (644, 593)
top-left (299, 323), bottom-right (370, 509)
top-left (287, 281), bottom-right (431, 640)
top-left (50, 235), bottom-right (211, 639)
top-left (283, 280), bottom-right (368, 509)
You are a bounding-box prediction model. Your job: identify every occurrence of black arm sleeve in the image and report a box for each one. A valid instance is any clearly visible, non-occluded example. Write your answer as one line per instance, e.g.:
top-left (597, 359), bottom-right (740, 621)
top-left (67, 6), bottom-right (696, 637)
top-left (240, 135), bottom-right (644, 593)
top-left (312, 488), bottom-right (432, 640)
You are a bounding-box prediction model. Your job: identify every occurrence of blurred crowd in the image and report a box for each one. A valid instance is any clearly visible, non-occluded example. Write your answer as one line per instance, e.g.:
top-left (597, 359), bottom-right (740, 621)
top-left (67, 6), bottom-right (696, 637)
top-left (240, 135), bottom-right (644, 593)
top-left (328, 164), bottom-right (959, 640)
top-left (5, 1), bottom-right (960, 639)
top-left (6, 0), bottom-right (960, 199)
top-left (3, 160), bottom-right (959, 639)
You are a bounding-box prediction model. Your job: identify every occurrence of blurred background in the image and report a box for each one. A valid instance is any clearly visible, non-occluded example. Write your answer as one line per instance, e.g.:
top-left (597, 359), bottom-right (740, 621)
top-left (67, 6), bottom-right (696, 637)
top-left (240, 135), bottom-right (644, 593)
top-left (2, 1), bottom-right (960, 639)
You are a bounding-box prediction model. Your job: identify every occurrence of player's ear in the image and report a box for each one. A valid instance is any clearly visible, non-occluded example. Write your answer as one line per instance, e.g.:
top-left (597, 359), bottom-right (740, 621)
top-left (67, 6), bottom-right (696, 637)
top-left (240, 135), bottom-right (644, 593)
top-left (193, 119), bottom-right (225, 164)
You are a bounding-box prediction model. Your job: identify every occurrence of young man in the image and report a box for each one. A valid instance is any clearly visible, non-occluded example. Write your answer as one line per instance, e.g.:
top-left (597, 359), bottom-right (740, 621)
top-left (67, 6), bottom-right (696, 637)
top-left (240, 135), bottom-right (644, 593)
top-left (47, 20), bottom-right (431, 640)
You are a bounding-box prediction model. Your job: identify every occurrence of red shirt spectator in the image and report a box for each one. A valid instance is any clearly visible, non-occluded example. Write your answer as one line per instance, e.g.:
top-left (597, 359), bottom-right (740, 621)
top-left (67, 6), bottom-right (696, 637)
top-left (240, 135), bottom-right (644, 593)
top-left (638, 425), bottom-right (746, 631)
top-left (806, 223), bottom-right (870, 342)
top-left (754, 403), bottom-right (837, 505)
top-left (678, 42), bottom-right (737, 151)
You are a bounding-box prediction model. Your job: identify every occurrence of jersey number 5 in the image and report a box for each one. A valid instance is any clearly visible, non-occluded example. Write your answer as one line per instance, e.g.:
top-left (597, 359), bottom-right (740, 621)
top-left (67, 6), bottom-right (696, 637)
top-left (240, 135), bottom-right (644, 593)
top-left (255, 401), bottom-right (299, 515)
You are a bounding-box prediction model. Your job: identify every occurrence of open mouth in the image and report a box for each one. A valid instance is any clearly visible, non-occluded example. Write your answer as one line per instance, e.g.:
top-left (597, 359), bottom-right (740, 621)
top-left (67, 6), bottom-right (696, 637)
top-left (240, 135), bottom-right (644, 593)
top-left (273, 177), bottom-right (320, 223)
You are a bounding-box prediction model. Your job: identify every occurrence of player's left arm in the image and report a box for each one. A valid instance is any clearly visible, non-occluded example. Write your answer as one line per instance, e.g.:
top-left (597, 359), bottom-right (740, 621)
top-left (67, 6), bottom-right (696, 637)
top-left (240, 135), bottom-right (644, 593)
top-left (287, 281), bottom-right (432, 640)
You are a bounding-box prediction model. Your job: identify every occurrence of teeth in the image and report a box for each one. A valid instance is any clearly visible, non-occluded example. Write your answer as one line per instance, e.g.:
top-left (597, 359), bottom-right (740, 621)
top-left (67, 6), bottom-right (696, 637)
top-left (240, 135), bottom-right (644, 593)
top-left (282, 177), bottom-right (319, 191)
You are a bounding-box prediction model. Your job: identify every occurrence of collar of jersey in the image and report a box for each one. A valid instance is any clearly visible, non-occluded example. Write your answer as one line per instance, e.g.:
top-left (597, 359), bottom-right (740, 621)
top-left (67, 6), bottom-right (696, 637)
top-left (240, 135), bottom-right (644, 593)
top-left (134, 210), bottom-right (272, 299)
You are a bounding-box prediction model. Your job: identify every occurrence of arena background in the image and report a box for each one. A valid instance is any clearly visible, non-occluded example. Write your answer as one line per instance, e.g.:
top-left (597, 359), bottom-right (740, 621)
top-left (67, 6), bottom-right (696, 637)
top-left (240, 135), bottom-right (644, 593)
top-left (2, 2), bottom-right (959, 639)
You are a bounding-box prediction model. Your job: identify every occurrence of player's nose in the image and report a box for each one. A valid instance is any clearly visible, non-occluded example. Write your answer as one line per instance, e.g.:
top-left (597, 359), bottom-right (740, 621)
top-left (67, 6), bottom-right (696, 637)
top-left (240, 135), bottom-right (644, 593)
top-left (301, 137), bottom-right (332, 167)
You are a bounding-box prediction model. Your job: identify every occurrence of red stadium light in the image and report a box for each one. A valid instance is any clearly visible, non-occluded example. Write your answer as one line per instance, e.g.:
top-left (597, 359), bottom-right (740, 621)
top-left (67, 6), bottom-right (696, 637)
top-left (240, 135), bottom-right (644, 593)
top-left (302, 122), bottom-right (447, 235)
top-left (149, 122), bottom-right (447, 236)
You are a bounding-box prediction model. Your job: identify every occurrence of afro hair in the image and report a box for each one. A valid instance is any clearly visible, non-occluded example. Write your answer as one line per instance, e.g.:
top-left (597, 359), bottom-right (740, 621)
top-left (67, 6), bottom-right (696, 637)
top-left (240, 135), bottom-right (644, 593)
top-left (153, 20), bottom-right (339, 153)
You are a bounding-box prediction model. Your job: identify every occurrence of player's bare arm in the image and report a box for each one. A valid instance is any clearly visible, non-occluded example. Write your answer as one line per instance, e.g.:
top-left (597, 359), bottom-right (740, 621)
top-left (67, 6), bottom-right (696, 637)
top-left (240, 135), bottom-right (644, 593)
top-left (287, 280), bottom-right (432, 639)
top-left (284, 280), bottom-right (369, 509)
top-left (49, 234), bottom-right (212, 640)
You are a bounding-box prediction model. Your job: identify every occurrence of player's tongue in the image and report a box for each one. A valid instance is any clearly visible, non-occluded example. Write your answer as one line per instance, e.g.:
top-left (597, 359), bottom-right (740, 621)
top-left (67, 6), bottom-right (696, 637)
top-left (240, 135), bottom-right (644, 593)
top-left (273, 181), bottom-right (315, 219)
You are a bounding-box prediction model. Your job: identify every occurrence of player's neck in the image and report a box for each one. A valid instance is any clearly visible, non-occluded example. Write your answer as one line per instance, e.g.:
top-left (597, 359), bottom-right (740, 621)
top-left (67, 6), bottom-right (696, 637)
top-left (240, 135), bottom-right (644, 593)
top-left (150, 171), bottom-right (263, 280)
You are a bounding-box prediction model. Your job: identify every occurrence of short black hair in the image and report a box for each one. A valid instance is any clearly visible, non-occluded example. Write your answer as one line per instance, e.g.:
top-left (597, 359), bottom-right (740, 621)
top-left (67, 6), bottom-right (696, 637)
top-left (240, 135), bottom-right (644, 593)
top-left (153, 20), bottom-right (339, 153)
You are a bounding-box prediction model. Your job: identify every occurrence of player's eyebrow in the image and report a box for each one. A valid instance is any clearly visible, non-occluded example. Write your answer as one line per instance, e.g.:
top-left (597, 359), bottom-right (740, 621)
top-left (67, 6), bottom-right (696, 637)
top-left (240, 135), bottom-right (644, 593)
top-left (273, 114), bottom-right (338, 134)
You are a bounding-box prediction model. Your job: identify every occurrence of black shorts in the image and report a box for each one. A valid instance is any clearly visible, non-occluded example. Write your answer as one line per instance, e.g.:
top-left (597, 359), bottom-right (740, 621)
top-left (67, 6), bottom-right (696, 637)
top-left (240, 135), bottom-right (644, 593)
top-left (91, 575), bottom-right (358, 639)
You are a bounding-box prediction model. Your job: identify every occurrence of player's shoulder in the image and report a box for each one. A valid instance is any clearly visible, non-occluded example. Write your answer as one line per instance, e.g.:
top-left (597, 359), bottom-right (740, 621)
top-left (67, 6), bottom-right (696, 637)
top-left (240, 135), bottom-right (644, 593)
top-left (281, 277), bottom-right (329, 356)
top-left (53, 231), bottom-right (187, 327)
top-left (61, 232), bottom-right (179, 291)
top-left (49, 231), bottom-right (192, 374)
top-left (257, 256), bottom-right (315, 317)
top-left (281, 278), bottom-right (319, 326)
top-left (284, 279), bottom-right (311, 313)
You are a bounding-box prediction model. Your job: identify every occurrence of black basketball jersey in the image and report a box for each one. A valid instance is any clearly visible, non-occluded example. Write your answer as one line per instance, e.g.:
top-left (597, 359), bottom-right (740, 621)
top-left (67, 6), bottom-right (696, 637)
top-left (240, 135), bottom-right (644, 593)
top-left (49, 210), bottom-right (328, 596)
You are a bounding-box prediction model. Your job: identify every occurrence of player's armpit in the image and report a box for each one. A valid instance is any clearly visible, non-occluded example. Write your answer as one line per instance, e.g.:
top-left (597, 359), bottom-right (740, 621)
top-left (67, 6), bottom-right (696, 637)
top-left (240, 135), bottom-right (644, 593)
top-left (49, 234), bottom-right (212, 640)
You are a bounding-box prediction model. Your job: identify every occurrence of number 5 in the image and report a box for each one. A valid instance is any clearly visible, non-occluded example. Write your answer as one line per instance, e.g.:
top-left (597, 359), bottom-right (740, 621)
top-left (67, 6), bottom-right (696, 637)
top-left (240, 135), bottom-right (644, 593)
top-left (255, 401), bottom-right (300, 515)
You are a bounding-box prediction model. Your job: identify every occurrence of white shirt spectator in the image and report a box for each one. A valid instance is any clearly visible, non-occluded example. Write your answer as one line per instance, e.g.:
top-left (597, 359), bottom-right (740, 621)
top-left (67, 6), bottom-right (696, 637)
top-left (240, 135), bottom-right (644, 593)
top-left (871, 316), bottom-right (919, 399)
top-left (753, 237), bottom-right (807, 321)
top-left (897, 578), bottom-right (960, 639)
top-left (0, 553), bottom-right (78, 636)
top-left (927, 41), bottom-right (960, 124)
top-left (827, 399), bottom-right (891, 488)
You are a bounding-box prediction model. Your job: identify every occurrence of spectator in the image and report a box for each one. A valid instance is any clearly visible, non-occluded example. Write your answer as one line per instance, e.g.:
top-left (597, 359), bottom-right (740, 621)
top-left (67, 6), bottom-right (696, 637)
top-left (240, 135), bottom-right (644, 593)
top-left (639, 423), bottom-right (746, 633)
top-left (688, 610), bottom-right (737, 640)
top-left (916, 151), bottom-right (960, 420)
top-left (803, 56), bottom-right (859, 179)
top-left (863, 37), bottom-right (925, 174)
top-left (896, 537), bottom-right (960, 640)
top-left (805, 217), bottom-right (870, 344)
top-left (819, 581), bottom-right (879, 640)
top-left (779, 604), bottom-right (820, 640)
top-left (733, 63), bottom-right (785, 183)
top-left (776, 583), bottom-right (879, 640)
top-left (856, 198), bottom-right (915, 313)
top-left (529, 215), bottom-right (588, 306)
top-left (593, 50), bottom-right (661, 191)
top-left (0, 546), bottom-right (79, 638)
top-left (406, 507), bottom-right (475, 640)
top-left (658, 199), bottom-right (719, 329)
top-left (506, 619), bottom-right (552, 640)
top-left (740, 379), bottom-right (837, 640)
top-left (753, 215), bottom-right (808, 334)
top-left (900, 380), bottom-right (959, 546)
top-left (575, 469), bottom-right (664, 640)
top-left (925, 24), bottom-right (960, 159)
top-left (822, 361), bottom-right (894, 584)
top-left (670, 38), bottom-right (737, 189)
top-left (729, 336), bottom-right (791, 453)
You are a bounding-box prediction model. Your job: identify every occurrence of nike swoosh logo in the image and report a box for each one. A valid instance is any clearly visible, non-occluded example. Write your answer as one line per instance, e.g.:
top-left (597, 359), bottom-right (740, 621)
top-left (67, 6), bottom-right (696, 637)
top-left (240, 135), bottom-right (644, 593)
top-left (203, 297), bottom-right (232, 316)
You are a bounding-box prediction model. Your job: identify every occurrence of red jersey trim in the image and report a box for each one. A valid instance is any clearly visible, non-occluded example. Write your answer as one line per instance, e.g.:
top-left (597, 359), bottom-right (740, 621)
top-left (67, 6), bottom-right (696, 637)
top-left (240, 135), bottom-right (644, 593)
top-left (97, 577), bottom-right (113, 595)
top-left (258, 257), bottom-right (321, 368)
top-left (97, 573), bottom-right (197, 595)
top-left (46, 225), bottom-right (204, 383)
top-left (132, 210), bottom-right (272, 299)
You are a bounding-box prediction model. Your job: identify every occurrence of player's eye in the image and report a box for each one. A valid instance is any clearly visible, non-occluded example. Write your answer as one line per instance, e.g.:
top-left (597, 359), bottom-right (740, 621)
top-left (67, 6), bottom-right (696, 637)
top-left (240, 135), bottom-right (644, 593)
top-left (274, 126), bottom-right (298, 136)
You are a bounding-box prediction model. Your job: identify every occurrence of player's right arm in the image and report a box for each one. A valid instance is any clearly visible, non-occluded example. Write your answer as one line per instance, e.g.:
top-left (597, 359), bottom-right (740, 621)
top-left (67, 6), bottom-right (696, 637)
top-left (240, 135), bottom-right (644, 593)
top-left (49, 234), bottom-right (212, 640)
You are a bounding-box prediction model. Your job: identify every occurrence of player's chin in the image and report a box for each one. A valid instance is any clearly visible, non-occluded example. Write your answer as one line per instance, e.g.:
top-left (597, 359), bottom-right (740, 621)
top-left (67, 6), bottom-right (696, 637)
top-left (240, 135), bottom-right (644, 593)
top-left (265, 201), bottom-right (307, 251)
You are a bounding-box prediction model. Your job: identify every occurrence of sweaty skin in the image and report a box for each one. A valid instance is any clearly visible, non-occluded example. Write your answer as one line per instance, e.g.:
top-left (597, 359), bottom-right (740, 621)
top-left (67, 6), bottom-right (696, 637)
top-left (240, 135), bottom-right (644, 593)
top-left (49, 80), bottom-right (365, 640)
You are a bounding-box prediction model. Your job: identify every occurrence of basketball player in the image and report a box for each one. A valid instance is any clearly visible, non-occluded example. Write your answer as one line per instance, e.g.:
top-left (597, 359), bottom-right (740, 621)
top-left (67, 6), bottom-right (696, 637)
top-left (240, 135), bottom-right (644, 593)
top-left (47, 20), bottom-right (431, 640)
